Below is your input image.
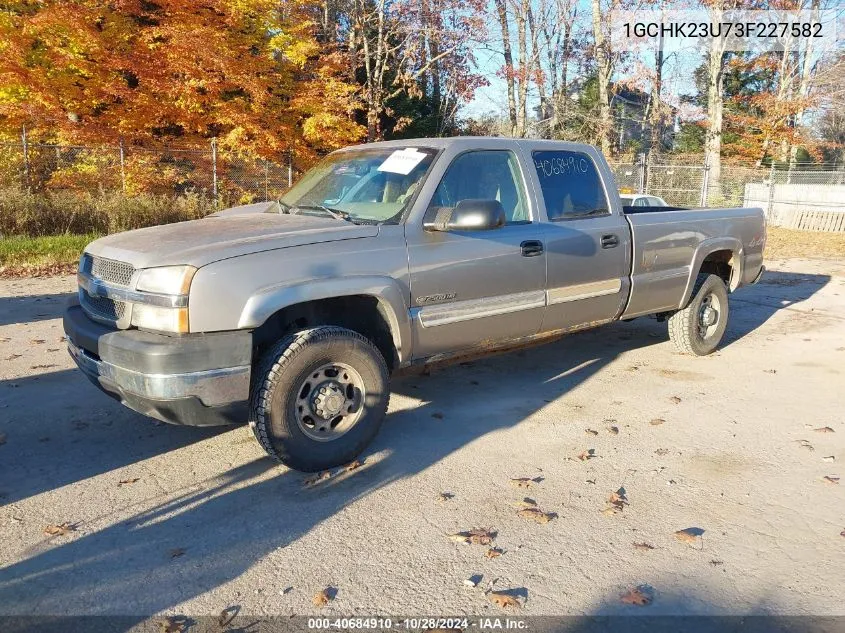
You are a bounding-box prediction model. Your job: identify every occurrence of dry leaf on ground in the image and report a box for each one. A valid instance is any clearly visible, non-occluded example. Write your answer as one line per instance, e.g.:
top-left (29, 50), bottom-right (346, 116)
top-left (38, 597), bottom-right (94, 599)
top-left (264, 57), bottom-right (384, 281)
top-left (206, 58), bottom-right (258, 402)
top-left (633, 542), bottom-right (655, 551)
top-left (620, 587), bottom-right (652, 606)
top-left (158, 617), bottom-right (187, 633)
top-left (649, 418), bottom-right (665, 426)
top-left (608, 487), bottom-right (628, 509)
top-left (30, 339), bottom-right (45, 344)
top-left (438, 492), bottom-right (455, 502)
top-left (517, 507), bottom-right (556, 524)
top-left (822, 475), bottom-right (840, 485)
top-left (44, 523), bottom-right (76, 536)
top-left (577, 449), bottom-right (596, 461)
top-left (218, 607), bottom-right (238, 628)
top-left (607, 426), bottom-right (619, 435)
top-left (303, 471), bottom-right (332, 486)
top-left (169, 548), bottom-right (186, 559)
top-left (674, 527), bottom-right (704, 544)
top-left (670, 396), bottom-right (682, 404)
top-left (448, 527), bottom-right (495, 545)
top-left (796, 439), bottom-right (814, 451)
top-left (814, 426), bottom-right (835, 433)
top-left (344, 460), bottom-right (363, 472)
top-left (509, 477), bottom-right (540, 488)
top-left (487, 591), bottom-right (521, 610)
top-left (485, 547), bottom-right (504, 559)
top-left (313, 588), bottom-right (332, 607)
top-left (118, 478), bottom-right (140, 486)
top-left (655, 448), bottom-right (669, 456)
top-left (585, 428), bottom-right (599, 436)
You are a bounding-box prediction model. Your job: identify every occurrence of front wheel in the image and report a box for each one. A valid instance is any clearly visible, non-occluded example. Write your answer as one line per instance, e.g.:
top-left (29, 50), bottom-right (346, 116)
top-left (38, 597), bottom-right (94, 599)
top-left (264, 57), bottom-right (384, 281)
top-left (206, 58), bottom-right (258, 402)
top-left (667, 274), bottom-right (729, 356)
top-left (249, 326), bottom-right (390, 472)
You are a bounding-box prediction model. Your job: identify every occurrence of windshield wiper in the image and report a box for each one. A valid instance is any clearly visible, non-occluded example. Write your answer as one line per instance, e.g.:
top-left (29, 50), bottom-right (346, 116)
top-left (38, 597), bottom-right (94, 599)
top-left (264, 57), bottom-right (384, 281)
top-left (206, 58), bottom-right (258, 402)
top-left (292, 204), bottom-right (358, 223)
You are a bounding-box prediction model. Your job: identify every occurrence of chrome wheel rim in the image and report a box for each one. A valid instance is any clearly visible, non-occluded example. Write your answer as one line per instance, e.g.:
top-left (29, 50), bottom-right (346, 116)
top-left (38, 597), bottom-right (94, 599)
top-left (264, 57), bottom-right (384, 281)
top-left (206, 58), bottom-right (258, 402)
top-left (697, 293), bottom-right (721, 341)
top-left (294, 362), bottom-right (365, 442)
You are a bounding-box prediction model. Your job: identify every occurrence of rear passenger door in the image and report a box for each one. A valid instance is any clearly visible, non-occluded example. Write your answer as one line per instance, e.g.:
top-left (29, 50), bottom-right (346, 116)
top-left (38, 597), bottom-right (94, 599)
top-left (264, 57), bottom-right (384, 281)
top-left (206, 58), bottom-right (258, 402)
top-left (528, 148), bottom-right (631, 332)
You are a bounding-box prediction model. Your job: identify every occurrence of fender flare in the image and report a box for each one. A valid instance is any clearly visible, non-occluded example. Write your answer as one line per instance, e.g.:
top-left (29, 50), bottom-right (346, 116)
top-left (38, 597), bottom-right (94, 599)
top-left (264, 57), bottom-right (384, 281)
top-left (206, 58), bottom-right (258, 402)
top-left (679, 237), bottom-right (744, 308)
top-left (238, 276), bottom-right (412, 364)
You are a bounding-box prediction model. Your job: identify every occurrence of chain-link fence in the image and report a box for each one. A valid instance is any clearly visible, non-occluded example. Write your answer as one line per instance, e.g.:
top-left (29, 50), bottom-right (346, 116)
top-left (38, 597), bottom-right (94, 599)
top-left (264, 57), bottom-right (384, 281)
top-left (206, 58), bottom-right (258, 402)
top-left (608, 158), bottom-right (845, 231)
top-left (0, 138), bottom-right (301, 205)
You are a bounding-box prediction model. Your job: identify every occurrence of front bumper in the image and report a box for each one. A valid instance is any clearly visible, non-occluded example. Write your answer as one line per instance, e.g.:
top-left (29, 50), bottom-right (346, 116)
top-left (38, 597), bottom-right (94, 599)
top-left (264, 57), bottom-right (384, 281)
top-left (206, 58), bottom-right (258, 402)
top-left (63, 302), bottom-right (252, 426)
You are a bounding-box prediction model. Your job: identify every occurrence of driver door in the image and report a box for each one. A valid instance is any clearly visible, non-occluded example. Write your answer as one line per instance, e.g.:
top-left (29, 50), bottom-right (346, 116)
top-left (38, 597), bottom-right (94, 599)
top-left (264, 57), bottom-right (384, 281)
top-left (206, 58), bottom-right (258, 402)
top-left (405, 150), bottom-right (547, 359)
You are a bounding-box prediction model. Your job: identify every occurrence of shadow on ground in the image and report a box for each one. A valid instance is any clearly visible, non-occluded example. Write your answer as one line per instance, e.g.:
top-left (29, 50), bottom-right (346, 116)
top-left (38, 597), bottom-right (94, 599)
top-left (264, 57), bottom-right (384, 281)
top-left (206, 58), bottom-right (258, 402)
top-left (0, 270), bottom-right (831, 625)
top-left (0, 292), bottom-right (75, 327)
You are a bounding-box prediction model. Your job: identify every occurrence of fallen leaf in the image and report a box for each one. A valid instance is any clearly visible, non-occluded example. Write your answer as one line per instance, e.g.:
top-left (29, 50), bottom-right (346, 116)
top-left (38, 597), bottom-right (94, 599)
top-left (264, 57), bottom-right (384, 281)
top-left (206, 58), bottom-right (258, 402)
top-left (448, 527), bottom-right (495, 545)
top-left (303, 471), bottom-right (332, 486)
top-left (517, 507), bottom-right (555, 524)
top-left (670, 396), bottom-right (682, 404)
top-left (710, 559), bottom-right (724, 566)
top-left (654, 448), bottom-right (669, 456)
top-left (118, 478), bottom-right (140, 486)
top-left (608, 487), bottom-right (628, 509)
top-left (633, 542), bottom-right (655, 551)
top-left (485, 547), bottom-right (504, 559)
top-left (585, 428), bottom-right (599, 436)
top-left (4, 354), bottom-right (21, 361)
top-left (577, 449), bottom-right (596, 461)
top-left (796, 439), bottom-right (814, 451)
top-left (606, 426), bottom-right (619, 435)
top-left (763, 369), bottom-right (777, 374)
top-left (822, 475), bottom-right (840, 485)
top-left (30, 339), bottom-right (45, 344)
top-left (169, 548), bottom-right (186, 559)
top-left (649, 418), bottom-right (665, 426)
top-left (431, 412), bottom-right (444, 420)
top-left (487, 591), bottom-right (521, 610)
top-left (218, 606), bottom-right (238, 628)
top-left (44, 523), bottom-right (76, 536)
top-left (344, 459), bottom-right (363, 472)
top-left (621, 587), bottom-right (652, 606)
top-left (313, 588), bottom-right (332, 607)
top-left (814, 426), bottom-right (835, 434)
top-left (158, 616), bottom-right (187, 633)
top-left (674, 527), bottom-right (705, 544)
top-left (438, 492), bottom-right (455, 502)
top-left (509, 477), bottom-right (539, 489)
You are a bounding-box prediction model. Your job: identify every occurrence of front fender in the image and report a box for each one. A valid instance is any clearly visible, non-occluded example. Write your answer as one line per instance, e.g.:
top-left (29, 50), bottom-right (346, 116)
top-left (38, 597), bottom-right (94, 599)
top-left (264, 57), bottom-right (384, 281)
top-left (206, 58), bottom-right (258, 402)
top-left (679, 237), bottom-right (743, 308)
top-left (238, 276), bottom-right (413, 364)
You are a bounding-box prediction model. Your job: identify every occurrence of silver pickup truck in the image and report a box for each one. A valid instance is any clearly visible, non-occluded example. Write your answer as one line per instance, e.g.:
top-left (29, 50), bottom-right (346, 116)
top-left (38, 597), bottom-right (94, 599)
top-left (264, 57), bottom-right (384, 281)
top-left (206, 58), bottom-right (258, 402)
top-left (64, 137), bottom-right (766, 471)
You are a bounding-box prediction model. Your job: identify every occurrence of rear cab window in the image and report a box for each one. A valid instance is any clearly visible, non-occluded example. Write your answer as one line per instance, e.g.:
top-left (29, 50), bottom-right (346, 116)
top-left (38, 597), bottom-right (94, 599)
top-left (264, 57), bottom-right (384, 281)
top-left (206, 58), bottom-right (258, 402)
top-left (532, 150), bottom-right (610, 221)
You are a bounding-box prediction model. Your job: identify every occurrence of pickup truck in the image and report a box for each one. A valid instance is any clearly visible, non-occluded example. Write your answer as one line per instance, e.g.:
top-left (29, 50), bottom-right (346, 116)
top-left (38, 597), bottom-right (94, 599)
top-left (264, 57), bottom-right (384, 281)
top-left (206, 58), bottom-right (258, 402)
top-left (64, 137), bottom-right (766, 471)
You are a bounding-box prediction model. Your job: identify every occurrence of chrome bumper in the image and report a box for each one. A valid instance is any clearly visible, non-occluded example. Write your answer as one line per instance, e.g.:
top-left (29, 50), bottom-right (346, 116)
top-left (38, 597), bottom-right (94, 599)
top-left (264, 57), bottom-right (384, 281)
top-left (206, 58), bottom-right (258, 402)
top-left (68, 339), bottom-right (249, 408)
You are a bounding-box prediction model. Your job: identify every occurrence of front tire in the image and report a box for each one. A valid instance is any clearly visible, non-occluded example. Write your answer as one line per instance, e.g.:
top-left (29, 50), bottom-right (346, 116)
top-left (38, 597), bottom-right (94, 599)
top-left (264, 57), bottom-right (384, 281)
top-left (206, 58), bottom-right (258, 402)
top-left (668, 274), bottom-right (729, 356)
top-left (249, 326), bottom-right (390, 472)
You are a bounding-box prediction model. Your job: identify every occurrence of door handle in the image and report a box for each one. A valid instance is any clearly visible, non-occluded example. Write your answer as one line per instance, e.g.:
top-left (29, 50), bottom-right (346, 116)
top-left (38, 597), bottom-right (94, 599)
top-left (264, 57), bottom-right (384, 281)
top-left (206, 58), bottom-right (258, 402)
top-left (520, 240), bottom-right (544, 257)
top-left (601, 234), bottom-right (619, 249)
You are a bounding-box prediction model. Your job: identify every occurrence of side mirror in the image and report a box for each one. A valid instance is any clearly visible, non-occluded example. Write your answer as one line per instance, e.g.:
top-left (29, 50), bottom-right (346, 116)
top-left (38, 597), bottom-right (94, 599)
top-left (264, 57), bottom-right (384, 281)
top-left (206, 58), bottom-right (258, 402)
top-left (424, 199), bottom-right (507, 232)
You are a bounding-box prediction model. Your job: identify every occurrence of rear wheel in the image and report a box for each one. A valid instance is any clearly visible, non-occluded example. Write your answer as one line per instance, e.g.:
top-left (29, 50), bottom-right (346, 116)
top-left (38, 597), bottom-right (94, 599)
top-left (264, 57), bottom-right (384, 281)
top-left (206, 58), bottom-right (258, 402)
top-left (668, 274), bottom-right (729, 356)
top-left (249, 326), bottom-right (390, 472)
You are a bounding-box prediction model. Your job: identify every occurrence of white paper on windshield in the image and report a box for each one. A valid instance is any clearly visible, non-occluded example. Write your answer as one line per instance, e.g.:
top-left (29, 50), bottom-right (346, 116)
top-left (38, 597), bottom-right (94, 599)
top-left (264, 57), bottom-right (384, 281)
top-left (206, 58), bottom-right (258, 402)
top-left (377, 148), bottom-right (427, 175)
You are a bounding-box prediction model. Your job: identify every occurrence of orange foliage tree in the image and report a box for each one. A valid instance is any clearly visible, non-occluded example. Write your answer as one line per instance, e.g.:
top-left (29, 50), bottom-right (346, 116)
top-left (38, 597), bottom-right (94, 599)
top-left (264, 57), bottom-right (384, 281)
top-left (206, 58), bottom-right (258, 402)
top-left (0, 0), bottom-right (364, 160)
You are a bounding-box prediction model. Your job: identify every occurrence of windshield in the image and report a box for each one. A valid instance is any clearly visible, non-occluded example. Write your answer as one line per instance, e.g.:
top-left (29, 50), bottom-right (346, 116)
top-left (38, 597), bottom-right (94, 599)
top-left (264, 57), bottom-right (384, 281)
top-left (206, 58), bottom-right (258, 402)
top-left (278, 147), bottom-right (437, 224)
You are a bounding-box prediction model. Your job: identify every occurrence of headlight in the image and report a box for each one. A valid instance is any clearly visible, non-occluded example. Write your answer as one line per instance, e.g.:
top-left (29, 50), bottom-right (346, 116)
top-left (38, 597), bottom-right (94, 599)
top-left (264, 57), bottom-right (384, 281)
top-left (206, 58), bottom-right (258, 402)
top-left (136, 265), bottom-right (196, 294)
top-left (131, 303), bottom-right (189, 333)
top-left (131, 265), bottom-right (196, 333)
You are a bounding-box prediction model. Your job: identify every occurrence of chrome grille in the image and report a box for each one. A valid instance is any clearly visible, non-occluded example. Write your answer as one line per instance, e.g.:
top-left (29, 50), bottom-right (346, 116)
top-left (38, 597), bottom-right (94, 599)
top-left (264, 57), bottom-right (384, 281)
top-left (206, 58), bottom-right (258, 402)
top-left (79, 253), bottom-right (134, 326)
top-left (90, 256), bottom-right (134, 287)
top-left (81, 292), bottom-right (126, 321)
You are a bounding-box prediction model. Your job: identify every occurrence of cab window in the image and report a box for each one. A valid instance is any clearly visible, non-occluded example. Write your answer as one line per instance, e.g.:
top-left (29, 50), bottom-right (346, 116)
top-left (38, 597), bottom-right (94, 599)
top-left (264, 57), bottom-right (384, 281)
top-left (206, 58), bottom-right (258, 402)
top-left (428, 151), bottom-right (530, 224)
top-left (532, 150), bottom-right (609, 220)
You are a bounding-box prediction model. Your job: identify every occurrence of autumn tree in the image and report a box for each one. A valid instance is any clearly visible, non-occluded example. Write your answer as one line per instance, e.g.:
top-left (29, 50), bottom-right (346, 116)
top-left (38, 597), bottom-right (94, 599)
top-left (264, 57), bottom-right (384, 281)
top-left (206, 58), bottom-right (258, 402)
top-left (0, 0), bottom-right (364, 158)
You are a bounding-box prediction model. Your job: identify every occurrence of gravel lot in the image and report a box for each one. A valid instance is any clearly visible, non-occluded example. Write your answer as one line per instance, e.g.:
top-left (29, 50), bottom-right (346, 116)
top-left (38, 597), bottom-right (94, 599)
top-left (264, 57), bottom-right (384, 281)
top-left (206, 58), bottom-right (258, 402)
top-left (1, 257), bottom-right (843, 625)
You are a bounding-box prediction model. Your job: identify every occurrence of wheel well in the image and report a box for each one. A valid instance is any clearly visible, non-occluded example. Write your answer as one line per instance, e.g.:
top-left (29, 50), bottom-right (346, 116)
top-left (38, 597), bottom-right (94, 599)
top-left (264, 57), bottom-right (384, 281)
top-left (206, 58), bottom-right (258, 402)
top-left (252, 295), bottom-right (399, 372)
top-left (699, 249), bottom-right (735, 288)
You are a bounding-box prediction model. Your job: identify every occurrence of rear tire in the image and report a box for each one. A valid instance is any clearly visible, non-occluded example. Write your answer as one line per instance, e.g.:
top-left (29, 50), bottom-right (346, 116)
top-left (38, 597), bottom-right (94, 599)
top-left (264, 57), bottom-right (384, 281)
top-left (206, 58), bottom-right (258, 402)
top-left (249, 326), bottom-right (390, 472)
top-left (668, 274), bottom-right (729, 356)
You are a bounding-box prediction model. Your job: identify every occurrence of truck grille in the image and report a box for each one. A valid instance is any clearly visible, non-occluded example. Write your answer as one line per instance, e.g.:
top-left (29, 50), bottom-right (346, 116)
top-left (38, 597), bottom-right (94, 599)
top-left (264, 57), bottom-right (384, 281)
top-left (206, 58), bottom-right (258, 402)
top-left (79, 254), bottom-right (135, 326)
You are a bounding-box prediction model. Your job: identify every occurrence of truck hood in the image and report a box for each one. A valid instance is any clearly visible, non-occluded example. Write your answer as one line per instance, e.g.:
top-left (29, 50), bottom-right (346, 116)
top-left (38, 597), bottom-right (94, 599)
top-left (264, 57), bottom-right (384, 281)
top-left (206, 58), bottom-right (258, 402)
top-left (85, 202), bottom-right (380, 269)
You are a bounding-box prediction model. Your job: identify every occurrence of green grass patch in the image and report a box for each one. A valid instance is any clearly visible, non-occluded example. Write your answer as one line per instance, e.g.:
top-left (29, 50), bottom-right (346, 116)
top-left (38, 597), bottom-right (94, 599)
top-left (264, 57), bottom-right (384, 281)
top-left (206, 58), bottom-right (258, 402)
top-left (0, 233), bottom-right (99, 268)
